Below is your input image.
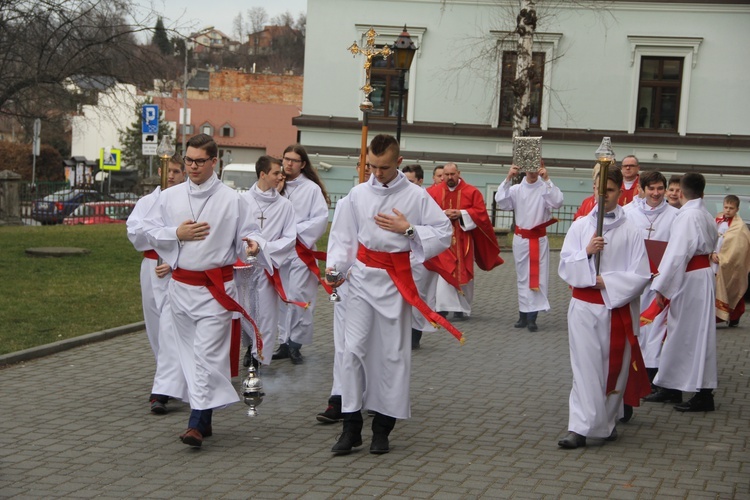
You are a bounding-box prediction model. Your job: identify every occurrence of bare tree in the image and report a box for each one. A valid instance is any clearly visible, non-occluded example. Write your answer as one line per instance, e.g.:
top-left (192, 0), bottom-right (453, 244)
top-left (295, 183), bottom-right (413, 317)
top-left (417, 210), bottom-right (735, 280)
top-left (271, 11), bottom-right (294, 28)
top-left (247, 6), bottom-right (269, 33)
top-left (0, 0), bottom-right (172, 121)
top-left (232, 11), bottom-right (245, 42)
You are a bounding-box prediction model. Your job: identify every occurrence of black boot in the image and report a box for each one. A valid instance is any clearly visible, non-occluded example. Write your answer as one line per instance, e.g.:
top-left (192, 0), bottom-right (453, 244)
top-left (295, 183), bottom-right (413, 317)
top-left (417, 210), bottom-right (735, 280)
top-left (272, 342), bottom-right (290, 360)
top-left (317, 395), bottom-right (343, 424)
top-left (411, 329), bottom-right (422, 350)
top-left (527, 311), bottom-right (538, 332)
top-left (514, 312), bottom-right (528, 328)
top-left (331, 412), bottom-right (363, 454)
top-left (643, 387), bottom-right (682, 403)
top-left (674, 389), bottom-right (715, 412)
top-left (288, 340), bottom-right (304, 365)
top-left (370, 412), bottom-right (396, 454)
top-left (646, 368), bottom-right (658, 392)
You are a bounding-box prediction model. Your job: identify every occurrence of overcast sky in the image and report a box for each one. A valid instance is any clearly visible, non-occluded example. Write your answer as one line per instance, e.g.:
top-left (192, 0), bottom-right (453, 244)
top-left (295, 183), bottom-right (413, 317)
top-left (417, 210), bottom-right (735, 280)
top-left (135, 0), bottom-right (308, 39)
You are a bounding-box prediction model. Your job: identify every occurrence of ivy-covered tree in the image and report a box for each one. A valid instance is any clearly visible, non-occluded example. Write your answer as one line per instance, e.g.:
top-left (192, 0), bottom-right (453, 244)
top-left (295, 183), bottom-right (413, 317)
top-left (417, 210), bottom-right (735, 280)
top-left (118, 97), bottom-right (173, 178)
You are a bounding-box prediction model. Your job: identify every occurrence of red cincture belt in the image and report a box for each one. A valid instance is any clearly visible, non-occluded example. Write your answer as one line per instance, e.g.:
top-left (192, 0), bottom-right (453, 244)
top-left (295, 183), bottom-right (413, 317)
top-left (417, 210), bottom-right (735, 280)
top-left (356, 244), bottom-right (464, 343)
top-left (572, 287), bottom-right (650, 407)
top-left (295, 239), bottom-right (332, 294)
top-left (515, 218), bottom-right (557, 290)
top-left (640, 254), bottom-right (710, 326)
top-left (172, 265), bottom-right (262, 377)
top-left (143, 250), bottom-right (159, 260)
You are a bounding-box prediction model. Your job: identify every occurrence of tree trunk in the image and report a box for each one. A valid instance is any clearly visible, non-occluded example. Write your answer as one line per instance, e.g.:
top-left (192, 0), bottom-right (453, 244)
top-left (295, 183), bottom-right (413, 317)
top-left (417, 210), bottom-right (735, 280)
top-left (512, 0), bottom-right (537, 139)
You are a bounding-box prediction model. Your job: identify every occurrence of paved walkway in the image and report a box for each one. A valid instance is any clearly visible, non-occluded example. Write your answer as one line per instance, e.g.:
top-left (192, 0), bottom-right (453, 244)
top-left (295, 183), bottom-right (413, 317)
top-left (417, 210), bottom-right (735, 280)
top-left (2, 253), bottom-right (748, 498)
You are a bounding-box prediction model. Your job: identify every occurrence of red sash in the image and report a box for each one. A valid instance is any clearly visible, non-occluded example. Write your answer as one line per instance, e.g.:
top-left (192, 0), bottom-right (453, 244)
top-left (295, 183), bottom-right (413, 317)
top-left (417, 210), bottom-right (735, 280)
top-left (143, 250), bottom-right (159, 260)
top-left (639, 254), bottom-right (710, 326)
top-left (356, 245), bottom-right (464, 343)
top-left (265, 269), bottom-right (309, 308)
top-left (295, 239), bottom-right (333, 294)
top-left (515, 218), bottom-right (558, 290)
top-left (572, 287), bottom-right (651, 407)
top-left (172, 266), bottom-right (262, 377)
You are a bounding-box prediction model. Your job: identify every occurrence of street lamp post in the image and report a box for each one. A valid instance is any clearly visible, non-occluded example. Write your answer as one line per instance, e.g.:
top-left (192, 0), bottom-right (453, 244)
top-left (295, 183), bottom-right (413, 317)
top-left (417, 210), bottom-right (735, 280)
top-left (392, 26), bottom-right (417, 144)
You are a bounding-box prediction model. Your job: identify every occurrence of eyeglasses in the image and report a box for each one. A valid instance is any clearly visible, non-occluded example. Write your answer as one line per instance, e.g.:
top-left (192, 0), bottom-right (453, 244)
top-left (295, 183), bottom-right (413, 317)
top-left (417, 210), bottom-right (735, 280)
top-left (283, 156), bottom-right (303, 164)
top-left (184, 156), bottom-right (214, 166)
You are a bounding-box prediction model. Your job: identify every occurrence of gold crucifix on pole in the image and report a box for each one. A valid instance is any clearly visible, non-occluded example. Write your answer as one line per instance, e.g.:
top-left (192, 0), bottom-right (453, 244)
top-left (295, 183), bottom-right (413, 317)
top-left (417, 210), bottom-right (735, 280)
top-left (348, 28), bottom-right (391, 183)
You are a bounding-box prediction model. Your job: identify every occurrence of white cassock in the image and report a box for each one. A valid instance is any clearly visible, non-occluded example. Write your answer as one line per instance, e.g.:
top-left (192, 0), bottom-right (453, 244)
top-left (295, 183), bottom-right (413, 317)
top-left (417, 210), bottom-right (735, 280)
top-left (434, 209), bottom-right (476, 316)
top-left (495, 176), bottom-right (564, 313)
top-left (623, 198), bottom-right (679, 368)
top-left (126, 187), bottom-right (187, 400)
top-left (236, 183), bottom-right (297, 365)
top-left (412, 256), bottom-right (439, 331)
top-left (327, 171), bottom-right (452, 419)
top-left (652, 198), bottom-right (719, 392)
top-left (328, 195), bottom-right (353, 399)
top-left (278, 174), bottom-right (329, 346)
top-left (143, 173), bottom-right (269, 410)
top-left (559, 207), bottom-right (650, 439)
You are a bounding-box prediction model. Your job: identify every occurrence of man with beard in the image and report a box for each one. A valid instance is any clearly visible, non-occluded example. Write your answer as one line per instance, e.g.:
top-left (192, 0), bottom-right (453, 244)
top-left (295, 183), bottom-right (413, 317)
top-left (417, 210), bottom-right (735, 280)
top-left (428, 163), bottom-right (503, 320)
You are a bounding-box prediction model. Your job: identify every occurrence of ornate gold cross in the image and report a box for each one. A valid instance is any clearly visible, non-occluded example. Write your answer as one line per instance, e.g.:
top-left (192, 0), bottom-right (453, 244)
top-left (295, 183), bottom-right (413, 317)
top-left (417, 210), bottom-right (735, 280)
top-left (348, 28), bottom-right (391, 111)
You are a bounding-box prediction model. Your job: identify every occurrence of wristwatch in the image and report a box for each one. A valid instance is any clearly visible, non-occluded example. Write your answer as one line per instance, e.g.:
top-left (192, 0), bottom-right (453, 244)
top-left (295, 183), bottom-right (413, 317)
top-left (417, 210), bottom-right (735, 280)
top-left (404, 225), bottom-right (415, 239)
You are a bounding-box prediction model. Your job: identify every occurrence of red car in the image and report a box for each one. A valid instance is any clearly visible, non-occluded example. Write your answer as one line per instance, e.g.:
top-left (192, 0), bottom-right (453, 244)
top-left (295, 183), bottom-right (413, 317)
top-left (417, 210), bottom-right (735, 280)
top-left (63, 201), bottom-right (135, 225)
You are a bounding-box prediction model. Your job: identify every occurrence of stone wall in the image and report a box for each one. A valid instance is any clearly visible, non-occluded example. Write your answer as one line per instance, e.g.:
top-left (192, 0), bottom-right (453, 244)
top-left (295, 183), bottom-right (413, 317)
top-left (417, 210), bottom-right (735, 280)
top-left (208, 71), bottom-right (303, 106)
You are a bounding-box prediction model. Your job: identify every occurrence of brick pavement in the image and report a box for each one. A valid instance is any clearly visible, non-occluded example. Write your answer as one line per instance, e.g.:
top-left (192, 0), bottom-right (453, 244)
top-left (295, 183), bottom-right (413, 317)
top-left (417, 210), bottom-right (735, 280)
top-left (1, 252), bottom-right (749, 498)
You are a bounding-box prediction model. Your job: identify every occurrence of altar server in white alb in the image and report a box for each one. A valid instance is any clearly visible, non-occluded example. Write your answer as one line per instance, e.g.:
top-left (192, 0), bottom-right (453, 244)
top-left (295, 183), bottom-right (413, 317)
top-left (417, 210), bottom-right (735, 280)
top-left (143, 134), bottom-right (268, 448)
top-left (275, 144), bottom-right (330, 364)
top-left (325, 134), bottom-right (455, 455)
top-left (557, 168), bottom-right (651, 449)
top-left (649, 173), bottom-right (719, 412)
top-left (237, 155), bottom-right (297, 370)
top-left (126, 153), bottom-right (187, 415)
top-left (495, 163), bottom-right (563, 332)
top-left (622, 171), bottom-right (678, 391)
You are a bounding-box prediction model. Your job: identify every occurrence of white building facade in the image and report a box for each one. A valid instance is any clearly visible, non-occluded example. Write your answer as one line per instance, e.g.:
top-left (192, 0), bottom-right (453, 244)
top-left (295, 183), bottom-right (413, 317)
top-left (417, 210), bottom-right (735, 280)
top-left (295, 0), bottom-right (750, 215)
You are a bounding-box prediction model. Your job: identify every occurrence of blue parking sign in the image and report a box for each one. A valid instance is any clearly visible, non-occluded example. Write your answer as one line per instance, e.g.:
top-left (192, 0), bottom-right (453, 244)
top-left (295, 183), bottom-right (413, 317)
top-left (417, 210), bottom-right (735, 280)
top-left (142, 104), bottom-right (159, 134)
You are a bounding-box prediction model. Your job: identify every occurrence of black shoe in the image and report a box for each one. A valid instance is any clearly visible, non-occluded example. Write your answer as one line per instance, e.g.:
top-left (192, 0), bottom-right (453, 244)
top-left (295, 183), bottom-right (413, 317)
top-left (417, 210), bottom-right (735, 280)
top-left (453, 312), bottom-right (467, 321)
top-left (370, 434), bottom-right (390, 454)
top-left (272, 343), bottom-right (289, 360)
top-left (674, 393), bottom-right (715, 412)
top-left (605, 428), bottom-right (618, 442)
top-left (411, 329), bottom-right (422, 350)
top-left (438, 311), bottom-right (448, 318)
top-left (317, 405), bottom-right (343, 424)
top-left (289, 346), bottom-right (304, 365)
top-left (643, 388), bottom-right (682, 404)
top-left (558, 431), bottom-right (586, 449)
top-left (728, 319), bottom-right (740, 327)
top-left (619, 404), bottom-right (633, 423)
top-left (331, 432), bottom-right (363, 455)
top-left (150, 399), bottom-right (167, 415)
top-left (527, 320), bottom-right (538, 332)
top-left (514, 312), bottom-right (527, 328)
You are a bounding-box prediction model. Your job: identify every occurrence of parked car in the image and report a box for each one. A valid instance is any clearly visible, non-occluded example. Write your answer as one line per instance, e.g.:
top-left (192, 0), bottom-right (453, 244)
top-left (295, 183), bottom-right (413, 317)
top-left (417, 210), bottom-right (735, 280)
top-left (221, 163), bottom-right (256, 192)
top-left (112, 192), bottom-right (140, 202)
top-left (31, 189), bottom-right (116, 224)
top-left (62, 201), bottom-right (135, 225)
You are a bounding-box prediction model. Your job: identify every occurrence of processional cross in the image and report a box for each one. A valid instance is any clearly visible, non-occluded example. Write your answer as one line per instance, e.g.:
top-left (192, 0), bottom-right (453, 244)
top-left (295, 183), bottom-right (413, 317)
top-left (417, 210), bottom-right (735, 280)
top-left (348, 28), bottom-right (391, 183)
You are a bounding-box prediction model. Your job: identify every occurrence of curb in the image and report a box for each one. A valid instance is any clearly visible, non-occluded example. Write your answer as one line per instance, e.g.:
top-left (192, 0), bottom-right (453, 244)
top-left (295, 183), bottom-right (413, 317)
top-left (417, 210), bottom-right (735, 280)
top-left (0, 321), bottom-right (145, 368)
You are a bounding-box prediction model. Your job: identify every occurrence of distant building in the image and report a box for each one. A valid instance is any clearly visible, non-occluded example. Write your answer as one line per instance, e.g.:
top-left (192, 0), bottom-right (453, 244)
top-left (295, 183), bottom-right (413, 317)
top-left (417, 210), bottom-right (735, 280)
top-left (247, 25), bottom-right (303, 56)
top-left (190, 27), bottom-right (235, 54)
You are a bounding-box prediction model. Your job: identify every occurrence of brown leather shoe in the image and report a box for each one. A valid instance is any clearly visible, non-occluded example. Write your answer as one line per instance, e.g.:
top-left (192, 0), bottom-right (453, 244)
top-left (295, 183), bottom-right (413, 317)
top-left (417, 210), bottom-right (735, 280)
top-left (180, 428), bottom-right (203, 447)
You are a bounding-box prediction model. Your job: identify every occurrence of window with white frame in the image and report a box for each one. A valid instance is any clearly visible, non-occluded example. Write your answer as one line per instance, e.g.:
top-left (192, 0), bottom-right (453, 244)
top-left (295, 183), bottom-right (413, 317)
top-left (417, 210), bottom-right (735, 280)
top-left (627, 36), bottom-right (702, 136)
top-left (201, 122), bottom-right (214, 136)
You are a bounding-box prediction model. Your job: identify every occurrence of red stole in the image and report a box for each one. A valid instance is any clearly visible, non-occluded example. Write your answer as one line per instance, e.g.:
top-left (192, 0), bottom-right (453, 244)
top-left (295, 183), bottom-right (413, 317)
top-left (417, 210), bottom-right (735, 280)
top-left (357, 245), bottom-right (464, 343)
top-left (572, 287), bottom-right (651, 407)
top-left (172, 266), bottom-right (262, 378)
top-left (619, 176), bottom-right (640, 206)
top-left (514, 218), bottom-right (558, 290)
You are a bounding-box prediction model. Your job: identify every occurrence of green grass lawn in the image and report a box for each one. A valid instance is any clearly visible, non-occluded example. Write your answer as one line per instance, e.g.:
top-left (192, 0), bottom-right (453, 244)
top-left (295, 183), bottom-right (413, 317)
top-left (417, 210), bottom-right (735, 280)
top-left (0, 224), bottom-right (143, 355)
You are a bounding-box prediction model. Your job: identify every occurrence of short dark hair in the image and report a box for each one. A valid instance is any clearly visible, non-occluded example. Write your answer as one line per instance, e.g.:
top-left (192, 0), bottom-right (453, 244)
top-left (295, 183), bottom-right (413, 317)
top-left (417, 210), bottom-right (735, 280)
top-left (402, 164), bottom-right (424, 180)
top-left (640, 171), bottom-right (667, 190)
top-left (668, 174), bottom-right (682, 186)
top-left (622, 154), bottom-right (639, 165)
top-left (607, 167), bottom-right (623, 187)
top-left (256, 155), bottom-right (280, 178)
top-left (680, 173), bottom-right (706, 200)
top-left (724, 194), bottom-right (740, 207)
top-left (369, 134), bottom-right (400, 157)
top-left (433, 165), bottom-right (444, 176)
top-left (186, 133), bottom-right (218, 158)
top-left (169, 153), bottom-right (184, 170)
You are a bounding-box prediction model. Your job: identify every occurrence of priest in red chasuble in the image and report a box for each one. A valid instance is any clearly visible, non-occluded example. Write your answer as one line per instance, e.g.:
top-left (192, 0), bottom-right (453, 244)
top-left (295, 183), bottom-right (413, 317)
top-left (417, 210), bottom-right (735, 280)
top-left (426, 163), bottom-right (504, 319)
